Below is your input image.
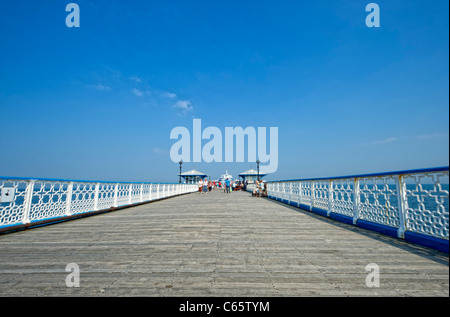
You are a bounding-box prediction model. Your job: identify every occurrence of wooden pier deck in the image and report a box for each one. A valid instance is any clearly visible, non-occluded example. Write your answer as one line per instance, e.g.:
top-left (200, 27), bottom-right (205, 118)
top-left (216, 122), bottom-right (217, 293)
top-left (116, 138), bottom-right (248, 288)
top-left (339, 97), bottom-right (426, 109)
top-left (0, 189), bottom-right (448, 297)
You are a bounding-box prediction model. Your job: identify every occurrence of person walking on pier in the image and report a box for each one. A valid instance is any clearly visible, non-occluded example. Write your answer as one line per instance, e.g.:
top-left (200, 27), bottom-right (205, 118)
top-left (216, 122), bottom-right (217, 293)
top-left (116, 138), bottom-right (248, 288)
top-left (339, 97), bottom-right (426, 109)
top-left (202, 179), bottom-right (208, 194)
top-left (225, 178), bottom-right (231, 193)
top-left (198, 180), bottom-right (203, 194)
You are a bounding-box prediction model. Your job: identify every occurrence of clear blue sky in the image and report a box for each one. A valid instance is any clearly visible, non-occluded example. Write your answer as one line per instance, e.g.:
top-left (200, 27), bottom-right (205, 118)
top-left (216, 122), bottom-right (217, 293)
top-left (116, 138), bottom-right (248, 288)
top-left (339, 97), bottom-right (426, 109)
top-left (0, 0), bottom-right (448, 182)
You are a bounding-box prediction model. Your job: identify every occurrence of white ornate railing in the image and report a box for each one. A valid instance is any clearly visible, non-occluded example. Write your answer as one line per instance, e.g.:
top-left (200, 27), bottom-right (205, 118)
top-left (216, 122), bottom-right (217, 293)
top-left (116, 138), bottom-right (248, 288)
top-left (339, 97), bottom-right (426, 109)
top-left (0, 177), bottom-right (197, 233)
top-left (255, 167), bottom-right (449, 252)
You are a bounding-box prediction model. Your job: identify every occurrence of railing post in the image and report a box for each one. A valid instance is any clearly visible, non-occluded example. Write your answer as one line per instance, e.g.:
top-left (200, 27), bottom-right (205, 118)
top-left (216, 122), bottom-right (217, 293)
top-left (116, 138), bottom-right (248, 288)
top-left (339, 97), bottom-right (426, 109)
top-left (139, 183), bottom-right (143, 202)
top-left (288, 182), bottom-right (292, 204)
top-left (128, 184), bottom-right (132, 204)
top-left (285, 182), bottom-right (289, 202)
top-left (328, 180), bottom-right (333, 217)
top-left (94, 183), bottom-right (100, 211)
top-left (277, 182), bottom-right (281, 199)
top-left (310, 181), bottom-right (315, 211)
top-left (396, 174), bottom-right (408, 239)
top-left (65, 182), bottom-right (74, 216)
top-left (113, 183), bottom-right (119, 207)
top-left (352, 178), bottom-right (361, 224)
top-left (22, 180), bottom-right (35, 225)
top-left (156, 184), bottom-right (160, 199)
top-left (298, 181), bottom-right (302, 207)
top-left (149, 184), bottom-right (152, 201)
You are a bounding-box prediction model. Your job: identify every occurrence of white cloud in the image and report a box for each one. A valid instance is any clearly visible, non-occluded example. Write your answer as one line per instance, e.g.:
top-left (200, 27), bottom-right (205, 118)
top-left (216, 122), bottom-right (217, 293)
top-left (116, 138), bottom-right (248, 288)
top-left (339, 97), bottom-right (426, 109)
top-left (130, 76), bottom-right (142, 83)
top-left (360, 137), bottom-right (398, 146)
top-left (91, 84), bottom-right (111, 91)
top-left (132, 88), bottom-right (143, 96)
top-left (132, 88), bottom-right (150, 97)
top-left (173, 100), bottom-right (193, 113)
top-left (371, 137), bottom-right (398, 144)
top-left (162, 91), bottom-right (177, 99)
top-left (418, 132), bottom-right (446, 139)
top-left (152, 147), bottom-right (167, 155)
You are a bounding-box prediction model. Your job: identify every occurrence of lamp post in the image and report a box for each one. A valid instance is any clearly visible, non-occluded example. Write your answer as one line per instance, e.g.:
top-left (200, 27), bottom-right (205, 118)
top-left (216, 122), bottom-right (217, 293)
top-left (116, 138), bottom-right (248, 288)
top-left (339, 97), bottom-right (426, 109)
top-left (256, 160), bottom-right (260, 181)
top-left (179, 160), bottom-right (183, 184)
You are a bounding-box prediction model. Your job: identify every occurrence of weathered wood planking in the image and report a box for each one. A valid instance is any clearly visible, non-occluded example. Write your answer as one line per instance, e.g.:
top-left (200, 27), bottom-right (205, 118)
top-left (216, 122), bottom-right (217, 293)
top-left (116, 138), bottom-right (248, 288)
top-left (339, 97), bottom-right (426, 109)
top-left (0, 190), bottom-right (448, 296)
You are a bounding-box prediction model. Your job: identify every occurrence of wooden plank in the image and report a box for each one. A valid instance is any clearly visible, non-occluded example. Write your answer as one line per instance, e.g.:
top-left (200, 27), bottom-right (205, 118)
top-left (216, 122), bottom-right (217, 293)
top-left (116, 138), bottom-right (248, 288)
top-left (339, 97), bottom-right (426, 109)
top-left (0, 190), bottom-right (448, 296)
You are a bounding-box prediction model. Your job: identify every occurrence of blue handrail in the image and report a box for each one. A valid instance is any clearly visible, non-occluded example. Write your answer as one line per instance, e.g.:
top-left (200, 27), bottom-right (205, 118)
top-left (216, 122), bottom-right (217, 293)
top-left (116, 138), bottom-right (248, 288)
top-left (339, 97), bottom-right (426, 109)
top-left (0, 176), bottom-right (182, 185)
top-left (269, 166), bottom-right (449, 183)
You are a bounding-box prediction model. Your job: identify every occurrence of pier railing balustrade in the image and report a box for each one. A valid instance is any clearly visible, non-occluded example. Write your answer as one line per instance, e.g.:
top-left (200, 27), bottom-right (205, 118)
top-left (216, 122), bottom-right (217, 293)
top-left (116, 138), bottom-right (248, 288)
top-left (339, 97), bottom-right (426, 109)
top-left (0, 177), bottom-right (197, 233)
top-left (249, 167), bottom-right (449, 252)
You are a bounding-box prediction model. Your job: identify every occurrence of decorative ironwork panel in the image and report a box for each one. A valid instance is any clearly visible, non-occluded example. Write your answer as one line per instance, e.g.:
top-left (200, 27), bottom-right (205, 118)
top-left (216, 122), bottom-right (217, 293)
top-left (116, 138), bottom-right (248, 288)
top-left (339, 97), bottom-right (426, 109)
top-left (358, 176), bottom-right (400, 228)
top-left (70, 182), bottom-right (96, 215)
top-left (29, 181), bottom-right (69, 221)
top-left (0, 180), bottom-right (28, 226)
top-left (130, 184), bottom-right (142, 204)
top-left (116, 184), bottom-right (130, 207)
top-left (142, 184), bottom-right (152, 201)
top-left (151, 184), bottom-right (159, 198)
top-left (330, 179), bottom-right (354, 217)
top-left (290, 182), bottom-right (300, 204)
top-left (313, 180), bottom-right (329, 211)
top-left (281, 182), bottom-right (288, 201)
top-left (300, 181), bottom-right (313, 208)
top-left (403, 171), bottom-right (449, 239)
top-left (273, 182), bottom-right (281, 199)
top-left (97, 183), bottom-right (115, 211)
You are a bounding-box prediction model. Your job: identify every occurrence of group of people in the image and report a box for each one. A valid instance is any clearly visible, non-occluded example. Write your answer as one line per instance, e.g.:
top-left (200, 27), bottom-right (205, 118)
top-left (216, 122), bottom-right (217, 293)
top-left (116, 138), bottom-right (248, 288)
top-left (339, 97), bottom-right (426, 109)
top-left (197, 179), bottom-right (247, 194)
top-left (198, 179), bottom-right (214, 194)
top-left (220, 179), bottom-right (246, 193)
top-left (197, 178), bottom-right (266, 197)
top-left (252, 180), bottom-right (267, 197)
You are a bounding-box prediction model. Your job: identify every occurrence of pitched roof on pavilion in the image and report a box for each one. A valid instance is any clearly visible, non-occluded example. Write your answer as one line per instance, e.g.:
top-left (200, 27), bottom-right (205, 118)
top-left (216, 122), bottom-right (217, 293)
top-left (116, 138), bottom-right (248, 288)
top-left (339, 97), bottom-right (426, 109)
top-left (179, 169), bottom-right (208, 177)
top-left (238, 169), bottom-right (267, 177)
